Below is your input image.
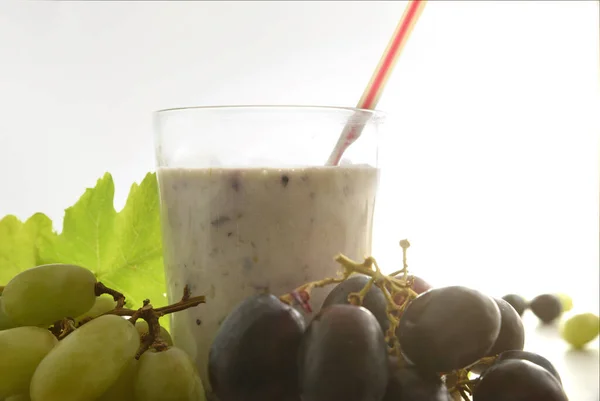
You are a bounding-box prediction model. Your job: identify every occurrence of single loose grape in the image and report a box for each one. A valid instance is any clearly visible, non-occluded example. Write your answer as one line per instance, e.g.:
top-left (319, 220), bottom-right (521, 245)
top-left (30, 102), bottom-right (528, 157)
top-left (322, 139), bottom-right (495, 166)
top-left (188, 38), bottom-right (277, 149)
top-left (2, 264), bottom-right (97, 327)
top-left (134, 346), bottom-right (206, 401)
top-left (30, 314), bottom-right (140, 401)
top-left (0, 326), bottom-right (58, 399)
top-left (561, 312), bottom-right (600, 349)
top-left (135, 320), bottom-right (173, 346)
top-left (75, 295), bottom-right (117, 323)
top-left (555, 293), bottom-right (574, 313)
top-left (530, 294), bottom-right (563, 323)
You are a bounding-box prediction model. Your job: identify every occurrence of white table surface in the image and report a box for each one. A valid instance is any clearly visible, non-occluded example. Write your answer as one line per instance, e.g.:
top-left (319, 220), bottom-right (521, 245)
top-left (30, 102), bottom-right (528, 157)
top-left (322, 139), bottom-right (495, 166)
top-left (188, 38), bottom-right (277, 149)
top-left (519, 310), bottom-right (599, 401)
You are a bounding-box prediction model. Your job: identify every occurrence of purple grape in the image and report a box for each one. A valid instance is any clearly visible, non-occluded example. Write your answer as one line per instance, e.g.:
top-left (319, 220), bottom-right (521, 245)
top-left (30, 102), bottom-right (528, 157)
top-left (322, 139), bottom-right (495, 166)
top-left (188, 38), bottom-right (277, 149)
top-left (501, 294), bottom-right (527, 316)
top-left (409, 275), bottom-right (433, 295)
top-left (208, 294), bottom-right (305, 401)
top-left (398, 286), bottom-right (501, 373)
top-left (473, 358), bottom-right (567, 401)
top-left (299, 304), bottom-right (388, 401)
top-left (486, 297), bottom-right (525, 356)
top-left (383, 366), bottom-right (451, 401)
top-left (530, 294), bottom-right (563, 323)
top-left (392, 274), bottom-right (433, 307)
top-left (495, 350), bottom-right (562, 384)
top-left (321, 274), bottom-right (388, 332)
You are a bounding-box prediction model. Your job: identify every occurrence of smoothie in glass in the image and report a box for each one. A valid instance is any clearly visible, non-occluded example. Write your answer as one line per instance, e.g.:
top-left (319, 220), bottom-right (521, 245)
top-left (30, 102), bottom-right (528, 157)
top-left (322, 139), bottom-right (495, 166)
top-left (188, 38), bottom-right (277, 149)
top-left (154, 106), bottom-right (383, 386)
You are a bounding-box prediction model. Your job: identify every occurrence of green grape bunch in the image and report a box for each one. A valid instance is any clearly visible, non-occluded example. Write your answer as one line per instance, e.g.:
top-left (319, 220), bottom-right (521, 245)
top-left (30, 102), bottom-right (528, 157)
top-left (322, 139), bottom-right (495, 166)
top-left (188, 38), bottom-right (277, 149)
top-left (0, 263), bottom-right (206, 401)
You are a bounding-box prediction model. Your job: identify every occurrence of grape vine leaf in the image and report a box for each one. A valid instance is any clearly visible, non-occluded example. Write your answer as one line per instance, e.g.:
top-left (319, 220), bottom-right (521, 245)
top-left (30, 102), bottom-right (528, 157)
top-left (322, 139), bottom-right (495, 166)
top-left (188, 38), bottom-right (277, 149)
top-left (37, 172), bottom-right (167, 310)
top-left (0, 213), bottom-right (54, 285)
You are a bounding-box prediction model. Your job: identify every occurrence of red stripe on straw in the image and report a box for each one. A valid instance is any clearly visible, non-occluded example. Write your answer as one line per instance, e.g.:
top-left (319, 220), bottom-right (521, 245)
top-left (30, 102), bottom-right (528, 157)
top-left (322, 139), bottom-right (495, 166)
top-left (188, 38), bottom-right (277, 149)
top-left (326, 0), bottom-right (427, 166)
top-left (360, 0), bottom-right (423, 110)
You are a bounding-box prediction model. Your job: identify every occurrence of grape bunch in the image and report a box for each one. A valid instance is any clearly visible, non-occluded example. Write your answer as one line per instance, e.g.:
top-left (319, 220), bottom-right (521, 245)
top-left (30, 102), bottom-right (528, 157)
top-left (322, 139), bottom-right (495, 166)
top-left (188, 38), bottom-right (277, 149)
top-left (207, 240), bottom-right (570, 401)
top-left (0, 263), bottom-right (206, 401)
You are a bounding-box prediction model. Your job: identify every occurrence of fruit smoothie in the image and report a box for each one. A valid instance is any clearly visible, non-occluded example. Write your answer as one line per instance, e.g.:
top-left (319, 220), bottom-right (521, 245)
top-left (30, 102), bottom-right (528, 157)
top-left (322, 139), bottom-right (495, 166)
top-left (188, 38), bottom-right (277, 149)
top-left (157, 164), bottom-right (379, 384)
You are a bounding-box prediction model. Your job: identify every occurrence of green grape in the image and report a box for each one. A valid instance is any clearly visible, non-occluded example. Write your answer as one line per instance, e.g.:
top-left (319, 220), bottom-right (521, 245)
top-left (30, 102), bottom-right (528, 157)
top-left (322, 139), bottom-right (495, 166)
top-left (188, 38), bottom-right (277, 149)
top-left (2, 264), bottom-right (97, 327)
top-left (135, 320), bottom-right (174, 346)
top-left (6, 394), bottom-right (31, 401)
top-left (0, 297), bottom-right (17, 330)
top-left (556, 293), bottom-right (574, 312)
top-left (192, 374), bottom-right (206, 401)
top-left (75, 295), bottom-right (117, 323)
top-left (97, 358), bottom-right (138, 401)
top-left (30, 315), bottom-right (140, 401)
top-left (561, 312), bottom-right (600, 349)
top-left (0, 326), bottom-right (58, 398)
top-left (134, 346), bottom-right (206, 401)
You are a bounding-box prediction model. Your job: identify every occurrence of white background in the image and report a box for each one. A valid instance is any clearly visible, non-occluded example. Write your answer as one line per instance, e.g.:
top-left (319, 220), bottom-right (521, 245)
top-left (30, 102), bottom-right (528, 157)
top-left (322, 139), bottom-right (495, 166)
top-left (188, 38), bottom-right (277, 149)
top-left (0, 1), bottom-right (598, 310)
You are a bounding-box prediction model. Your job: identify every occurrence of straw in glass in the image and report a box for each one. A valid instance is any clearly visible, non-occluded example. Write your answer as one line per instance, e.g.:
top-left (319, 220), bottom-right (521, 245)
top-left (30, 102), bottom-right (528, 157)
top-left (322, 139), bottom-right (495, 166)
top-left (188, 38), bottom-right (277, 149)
top-left (326, 0), bottom-right (428, 166)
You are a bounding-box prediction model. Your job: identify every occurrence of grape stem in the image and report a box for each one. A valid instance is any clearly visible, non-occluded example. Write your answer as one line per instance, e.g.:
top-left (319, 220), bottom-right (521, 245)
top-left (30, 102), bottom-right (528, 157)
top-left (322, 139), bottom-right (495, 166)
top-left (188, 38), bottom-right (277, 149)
top-left (334, 244), bottom-right (417, 361)
top-left (468, 355), bottom-right (496, 368)
top-left (103, 285), bottom-right (205, 358)
top-left (447, 378), bottom-right (479, 393)
top-left (446, 368), bottom-right (480, 400)
top-left (95, 281), bottom-right (127, 308)
top-left (54, 284), bottom-right (205, 360)
top-left (279, 240), bottom-right (418, 366)
top-left (279, 276), bottom-right (348, 311)
top-left (57, 318), bottom-right (77, 340)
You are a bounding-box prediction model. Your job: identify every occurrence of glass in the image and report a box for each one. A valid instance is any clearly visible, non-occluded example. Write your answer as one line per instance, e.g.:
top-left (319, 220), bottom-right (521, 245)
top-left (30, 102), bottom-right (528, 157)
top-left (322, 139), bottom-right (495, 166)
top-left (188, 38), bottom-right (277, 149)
top-left (153, 105), bottom-right (384, 387)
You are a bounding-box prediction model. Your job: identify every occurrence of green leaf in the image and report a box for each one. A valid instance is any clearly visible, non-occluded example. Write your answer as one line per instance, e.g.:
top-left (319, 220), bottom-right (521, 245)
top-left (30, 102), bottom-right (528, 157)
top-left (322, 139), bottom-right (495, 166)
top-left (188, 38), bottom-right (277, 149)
top-left (0, 213), bottom-right (54, 285)
top-left (38, 173), bottom-right (118, 272)
top-left (38, 172), bottom-right (167, 309)
top-left (100, 173), bottom-right (166, 309)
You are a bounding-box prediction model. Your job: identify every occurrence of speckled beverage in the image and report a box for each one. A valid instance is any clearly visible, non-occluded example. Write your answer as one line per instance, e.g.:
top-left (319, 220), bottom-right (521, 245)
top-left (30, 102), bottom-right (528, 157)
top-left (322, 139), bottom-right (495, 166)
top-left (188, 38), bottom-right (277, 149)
top-left (153, 106), bottom-right (383, 388)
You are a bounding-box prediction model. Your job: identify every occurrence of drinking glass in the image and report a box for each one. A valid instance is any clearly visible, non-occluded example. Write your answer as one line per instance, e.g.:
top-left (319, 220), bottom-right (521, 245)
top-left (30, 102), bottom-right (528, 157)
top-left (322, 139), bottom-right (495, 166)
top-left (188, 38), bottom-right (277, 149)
top-left (153, 105), bottom-right (384, 387)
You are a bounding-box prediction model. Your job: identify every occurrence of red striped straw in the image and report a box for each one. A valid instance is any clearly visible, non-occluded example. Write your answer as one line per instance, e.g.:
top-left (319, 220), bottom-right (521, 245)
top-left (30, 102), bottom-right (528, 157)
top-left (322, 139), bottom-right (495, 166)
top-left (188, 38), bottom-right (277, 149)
top-left (326, 0), bottom-right (428, 166)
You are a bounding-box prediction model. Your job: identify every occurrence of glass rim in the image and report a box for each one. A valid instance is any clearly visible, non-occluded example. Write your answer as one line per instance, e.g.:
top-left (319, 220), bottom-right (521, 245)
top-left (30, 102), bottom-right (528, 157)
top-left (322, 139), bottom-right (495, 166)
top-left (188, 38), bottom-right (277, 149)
top-left (154, 104), bottom-right (386, 119)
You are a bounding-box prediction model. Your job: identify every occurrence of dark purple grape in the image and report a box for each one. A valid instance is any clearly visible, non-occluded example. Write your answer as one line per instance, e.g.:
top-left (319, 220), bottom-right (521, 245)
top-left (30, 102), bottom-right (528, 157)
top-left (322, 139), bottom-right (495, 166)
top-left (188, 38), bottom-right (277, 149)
top-left (486, 298), bottom-right (525, 356)
top-left (393, 274), bottom-right (433, 307)
top-left (501, 294), bottom-right (527, 316)
top-left (208, 294), bottom-right (305, 401)
top-left (473, 359), bottom-right (567, 401)
top-left (398, 286), bottom-right (501, 373)
top-left (496, 350), bottom-right (562, 384)
top-left (299, 304), bottom-right (388, 401)
top-left (383, 366), bottom-right (451, 401)
top-left (321, 274), bottom-right (389, 332)
top-left (530, 294), bottom-right (563, 323)
top-left (409, 275), bottom-right (433, 295)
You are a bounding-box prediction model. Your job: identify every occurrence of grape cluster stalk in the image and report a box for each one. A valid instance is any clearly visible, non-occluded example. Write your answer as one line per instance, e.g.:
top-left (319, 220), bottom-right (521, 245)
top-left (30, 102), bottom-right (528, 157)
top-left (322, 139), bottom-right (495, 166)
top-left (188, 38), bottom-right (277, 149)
top-left (280, 240), bottom-right (419, 361)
